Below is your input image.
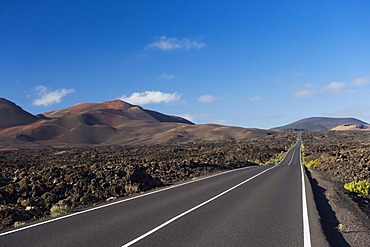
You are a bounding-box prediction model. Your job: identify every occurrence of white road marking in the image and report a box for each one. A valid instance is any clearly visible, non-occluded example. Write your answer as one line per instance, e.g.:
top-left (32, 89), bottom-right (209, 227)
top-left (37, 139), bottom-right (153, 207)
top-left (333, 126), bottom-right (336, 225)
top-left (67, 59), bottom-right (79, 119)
top-left (288, 149), bottom-right (296, 165)
top-left (0, 166), bottom-right (254, 237)
top-left (121, 166), bottom-right (277, 247)
top-left (299, 143), bottom-right (312, 247)
top-left (276, 142), bottom-right (297, 166)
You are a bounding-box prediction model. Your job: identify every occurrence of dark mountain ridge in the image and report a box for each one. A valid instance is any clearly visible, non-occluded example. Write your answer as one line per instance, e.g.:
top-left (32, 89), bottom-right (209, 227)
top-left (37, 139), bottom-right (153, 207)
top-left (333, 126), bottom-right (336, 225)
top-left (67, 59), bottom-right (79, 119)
top-left (273, 117), bottom-right (368, 131)
top-left (0, 98), bottom-right (38, 130)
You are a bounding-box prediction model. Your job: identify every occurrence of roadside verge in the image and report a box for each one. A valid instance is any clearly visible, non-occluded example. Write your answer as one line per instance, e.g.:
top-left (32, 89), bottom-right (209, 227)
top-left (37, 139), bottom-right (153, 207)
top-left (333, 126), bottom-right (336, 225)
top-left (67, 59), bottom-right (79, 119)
top-left (305, 168), bottom-right (370, 247)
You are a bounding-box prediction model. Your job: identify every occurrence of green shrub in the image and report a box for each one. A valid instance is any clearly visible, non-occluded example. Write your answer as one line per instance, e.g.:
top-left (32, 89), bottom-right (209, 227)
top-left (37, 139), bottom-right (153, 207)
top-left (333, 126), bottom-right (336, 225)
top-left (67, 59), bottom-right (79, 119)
top-left (306, 159), bottom-right (320, 168)
top-left (300, 144), bottom-right (307, 165)
top-left (337, 223), bottom-right (344, 232)
top-left (265, 151), bottom-right (286, 165)
top-left (50, 204), bottom-right (71, 217)
top-left (344, 180), bottom-right (370, 197)
top-left (248, 159), bottom-right (261, 165)
top-left (300, 144), bottom-right (305, 153)
top-left (252, 159), bottom-right (261, 165)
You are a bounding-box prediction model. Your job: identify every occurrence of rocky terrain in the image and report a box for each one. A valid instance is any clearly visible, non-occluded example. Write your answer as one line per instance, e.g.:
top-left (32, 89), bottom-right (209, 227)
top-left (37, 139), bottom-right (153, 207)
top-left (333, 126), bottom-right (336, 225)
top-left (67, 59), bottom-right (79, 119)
top-left (0, 132), bottom-right (296, 230)
top-left (308, 169), bottom-right (370, 247)
top-left (302, 130), bottom-right (370, 229)
top-left (302, 131), bottom-right (370, 183)
top-left (302, 131), bottom-right (370, 246)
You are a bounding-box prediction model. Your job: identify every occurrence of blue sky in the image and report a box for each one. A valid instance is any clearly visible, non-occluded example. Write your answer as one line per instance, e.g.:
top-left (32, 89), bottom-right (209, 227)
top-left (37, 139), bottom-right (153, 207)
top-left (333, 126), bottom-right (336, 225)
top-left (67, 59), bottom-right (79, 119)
top-left (1, 0), bottom-right (370, 129)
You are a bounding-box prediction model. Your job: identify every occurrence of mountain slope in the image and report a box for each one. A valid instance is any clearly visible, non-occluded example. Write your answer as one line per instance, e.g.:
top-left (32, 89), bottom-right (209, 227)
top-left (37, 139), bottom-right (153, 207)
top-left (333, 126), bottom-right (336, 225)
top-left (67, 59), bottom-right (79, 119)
top-left (44, 100), bottom-right (194, 125)
top-left (0, 98), bottom-right (38, 130)
top-left (0, 99), bottom-right (196, 145)
top-left (274, 117), bottom-right (368, 131)
top-left (0, 99), bottom-right (282, 146)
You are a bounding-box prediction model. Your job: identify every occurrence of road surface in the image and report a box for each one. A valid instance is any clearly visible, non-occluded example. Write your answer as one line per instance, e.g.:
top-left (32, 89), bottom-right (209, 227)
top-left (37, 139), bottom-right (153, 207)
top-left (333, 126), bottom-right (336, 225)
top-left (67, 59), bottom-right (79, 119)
top-left (0, 139), bottom-right (326, 246)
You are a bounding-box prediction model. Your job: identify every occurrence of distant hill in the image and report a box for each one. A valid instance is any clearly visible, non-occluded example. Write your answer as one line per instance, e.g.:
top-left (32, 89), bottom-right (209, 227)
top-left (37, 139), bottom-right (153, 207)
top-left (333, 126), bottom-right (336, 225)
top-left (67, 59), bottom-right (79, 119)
top-left (0, 98), bottom-right (280, 146)
top-left (273, 117), bottom-right (368, 131)
top-left (0, 98), bottom-right (38, 130)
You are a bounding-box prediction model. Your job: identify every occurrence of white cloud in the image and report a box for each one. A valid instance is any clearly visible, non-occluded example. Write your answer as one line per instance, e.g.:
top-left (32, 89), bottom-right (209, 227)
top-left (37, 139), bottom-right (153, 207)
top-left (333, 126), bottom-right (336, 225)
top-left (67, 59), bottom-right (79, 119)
top-left (148, 36), bottom-right (205, 51)
top-left (215, 119), bottom-right (226, 125)
top-left (159, 73), bottom-right (175, 80)
top-left (178, 113), bottom-right (213, 123)
top-left (292, 84), bottom-right (315, 98)
top-left (120, 91), bottom-right (180, 105)
top-left (179, 113), bottom-right (194, 121)
top-left (324, 82), bottom-right (346, 93)
top-left (322, 77), bottom-right (369, 94)
top-left (352, 77), bottom-right (369, 86)
top-left (291, 77), bottom-right (369, 98)
top-left (295, 89), bottom-right (315, 98)
top-left (198, 95), bottom-right (217, 103)
top-left (33, 85), bottom-right (75, 106)
top-left (249, 95), bottom-right (263, 102)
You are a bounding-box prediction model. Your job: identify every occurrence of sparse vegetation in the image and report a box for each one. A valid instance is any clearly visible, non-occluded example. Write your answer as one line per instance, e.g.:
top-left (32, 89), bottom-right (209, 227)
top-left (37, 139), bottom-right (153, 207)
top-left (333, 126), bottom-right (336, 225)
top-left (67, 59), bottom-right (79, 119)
top-left (306, 159), bottom-right (320, 168)
top-left (301, 142), bottom-right (320, 168)
top-left (50, 204), bottom-right (71, 217)
top-left (337, 223), bottom-right (344, 232)
top-left (344, 180), bottom-right (370, 198)
top-left (300, 144), bottom-right (307, 165)
top-left (265, 151), bottom-right (286, 165)
top-left (253, 159), bottom-right (262, 165)
top-left (302, 131), bottom-right (370, 183)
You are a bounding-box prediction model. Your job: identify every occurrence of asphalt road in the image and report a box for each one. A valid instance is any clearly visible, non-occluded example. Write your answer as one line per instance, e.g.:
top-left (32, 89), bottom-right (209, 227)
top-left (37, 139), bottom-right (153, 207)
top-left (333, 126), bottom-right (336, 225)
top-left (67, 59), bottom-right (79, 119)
top-left (0, 138), bottom-right (326, 247)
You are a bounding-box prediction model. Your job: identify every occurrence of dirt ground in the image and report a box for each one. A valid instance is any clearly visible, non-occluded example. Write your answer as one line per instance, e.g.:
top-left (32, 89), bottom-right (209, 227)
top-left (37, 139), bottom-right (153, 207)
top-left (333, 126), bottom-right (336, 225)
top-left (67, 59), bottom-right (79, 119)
top-left (308, 168), bottom-right (370, 247)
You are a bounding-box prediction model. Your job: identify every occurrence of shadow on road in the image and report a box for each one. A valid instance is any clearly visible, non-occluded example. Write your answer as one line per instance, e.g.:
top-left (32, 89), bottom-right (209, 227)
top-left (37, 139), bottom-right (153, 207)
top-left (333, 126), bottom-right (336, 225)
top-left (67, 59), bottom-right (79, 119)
top-left (306, 170), bottom-right (350, 247)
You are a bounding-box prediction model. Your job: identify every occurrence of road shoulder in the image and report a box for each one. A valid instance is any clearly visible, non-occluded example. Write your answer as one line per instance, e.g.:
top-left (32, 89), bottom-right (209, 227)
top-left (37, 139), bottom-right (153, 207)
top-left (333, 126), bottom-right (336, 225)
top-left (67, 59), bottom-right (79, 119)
top-left (307, 168), bottom-right (370, 247)
top-left (304, 167), bottom-right (330, 247)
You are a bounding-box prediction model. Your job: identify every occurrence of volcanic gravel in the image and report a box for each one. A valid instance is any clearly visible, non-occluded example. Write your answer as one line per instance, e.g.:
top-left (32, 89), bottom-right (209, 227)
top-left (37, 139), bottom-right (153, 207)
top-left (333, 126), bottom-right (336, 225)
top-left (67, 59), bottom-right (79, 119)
top-left (0, 132), bottom-right (295, 230)
top-left (302, 131), bottom-right (370, 232)
top-left (302, 131), bottom-right (370, 183)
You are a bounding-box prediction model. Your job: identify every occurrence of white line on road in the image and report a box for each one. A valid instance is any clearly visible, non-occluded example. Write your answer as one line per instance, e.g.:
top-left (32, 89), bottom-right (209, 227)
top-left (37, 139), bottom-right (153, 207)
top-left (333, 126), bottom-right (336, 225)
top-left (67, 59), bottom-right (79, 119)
top-left (276, 142), bottom-right (297, 166)
top-left (0, 166), bottom-right (255, 237)
top-left (299, 144), bottom-right (312, 247)
top-left (288, 149), bottom-right (296, 166)
top-left (122, 166), bottom-right (277, 247)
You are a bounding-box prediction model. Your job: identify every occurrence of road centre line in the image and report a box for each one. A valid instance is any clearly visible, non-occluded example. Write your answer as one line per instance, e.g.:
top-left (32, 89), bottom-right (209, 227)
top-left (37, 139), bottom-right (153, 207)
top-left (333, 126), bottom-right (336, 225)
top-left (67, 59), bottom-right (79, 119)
top-left (288, 149), bottom-right (296, 166)
top-left (121, 166), bottom-right (277, 247)
top-left (276, 141), bottom-right (298, 166)
top-left (0, 165), bottom-right (255, 237)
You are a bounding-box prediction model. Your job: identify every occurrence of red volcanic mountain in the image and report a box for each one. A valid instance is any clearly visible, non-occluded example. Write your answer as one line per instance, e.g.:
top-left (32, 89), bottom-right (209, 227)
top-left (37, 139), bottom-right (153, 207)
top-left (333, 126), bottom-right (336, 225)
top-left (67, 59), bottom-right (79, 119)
top-left (0, 99), bottom-right (193, 145)
top-left (43, 100), bottom-right (193, 126)
top-left (0, 98), bottom-right (279, 147)
top-left (0, 98), bottom-right (38, 130)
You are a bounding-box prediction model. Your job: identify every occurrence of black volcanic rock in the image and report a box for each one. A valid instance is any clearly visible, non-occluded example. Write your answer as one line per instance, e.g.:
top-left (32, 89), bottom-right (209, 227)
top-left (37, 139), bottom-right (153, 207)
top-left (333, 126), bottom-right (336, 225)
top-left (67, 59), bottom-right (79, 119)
top-left (0, 132), bottom-right (296, 229)
top-left (273, 117), bottom-right (368, 131)
top-left (0, 98), bottom-right (38, 130)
